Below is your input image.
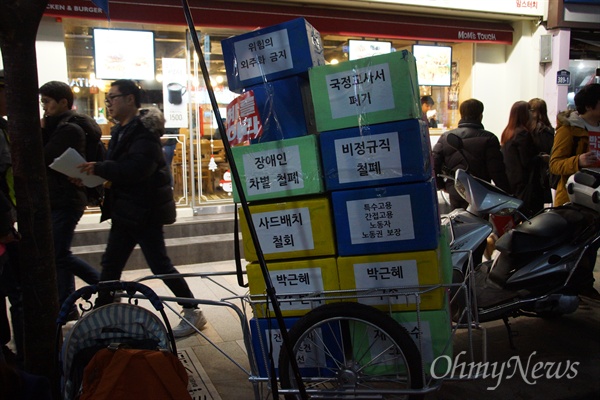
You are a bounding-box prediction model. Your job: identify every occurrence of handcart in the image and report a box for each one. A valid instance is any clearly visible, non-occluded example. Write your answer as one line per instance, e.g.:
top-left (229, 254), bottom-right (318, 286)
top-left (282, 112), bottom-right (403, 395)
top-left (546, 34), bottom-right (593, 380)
top-left (116, 254), bottom-right (486, 400)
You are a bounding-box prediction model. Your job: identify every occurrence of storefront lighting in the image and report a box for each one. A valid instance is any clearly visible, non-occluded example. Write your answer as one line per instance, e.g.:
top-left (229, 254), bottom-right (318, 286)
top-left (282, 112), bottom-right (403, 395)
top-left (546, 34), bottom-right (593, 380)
top-left (216, 76), bottom-right (224, 84)
top-left (155, 73), bottom-right (163, 82)
top-left (73, 86), bottom-right (81, 94)
top-left (330, 59), bottom-right (339, 65)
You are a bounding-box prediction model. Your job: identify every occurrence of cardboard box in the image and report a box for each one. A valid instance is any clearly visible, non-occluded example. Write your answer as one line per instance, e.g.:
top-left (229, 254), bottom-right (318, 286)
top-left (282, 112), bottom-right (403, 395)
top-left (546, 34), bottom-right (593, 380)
top-left (250, 316), bottom-right (340, 378)
top-left (222, 18), bottom-right (325, 93)
top-left (337, 249), bottom-right (445, 312)
top-left (231, 135), bottom-right (324, 202)
top-left (247, 258), bottom-right (339, 317)
top-left (239, 196), bottom-right (336, 261)
top-left (249, 317), bottom-right (299, 377)
top-left (332, 180), bottom-right (440, 256)
top-left (319, 119), bottom-right (433, 190)
top-left (249, 75), bottom-right (317, 144)
top-left (309, 50), bottom-right (420, 132)
top-left (367, 309), bottom-right (452, 377)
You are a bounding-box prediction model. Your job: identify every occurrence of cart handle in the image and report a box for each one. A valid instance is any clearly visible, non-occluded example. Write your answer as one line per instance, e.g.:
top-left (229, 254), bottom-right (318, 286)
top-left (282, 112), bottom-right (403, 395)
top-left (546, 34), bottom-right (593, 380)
top-left (56, 281), bottom-right (164, 325)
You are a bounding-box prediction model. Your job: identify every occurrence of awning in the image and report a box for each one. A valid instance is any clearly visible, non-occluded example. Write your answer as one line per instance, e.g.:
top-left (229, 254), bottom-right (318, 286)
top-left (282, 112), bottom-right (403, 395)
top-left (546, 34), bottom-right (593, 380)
top-left (45, 0), bottom-right (513, 44)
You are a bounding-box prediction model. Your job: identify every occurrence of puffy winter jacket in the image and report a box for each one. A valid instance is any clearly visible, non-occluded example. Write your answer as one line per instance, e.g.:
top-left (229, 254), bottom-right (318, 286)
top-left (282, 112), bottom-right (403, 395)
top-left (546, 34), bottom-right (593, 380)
top-left (93, 108), bottom-right (175, 227)
top-left (432, 120), bottom-right (511, 210)
top-left (42, 110), bottom-right (88, 211)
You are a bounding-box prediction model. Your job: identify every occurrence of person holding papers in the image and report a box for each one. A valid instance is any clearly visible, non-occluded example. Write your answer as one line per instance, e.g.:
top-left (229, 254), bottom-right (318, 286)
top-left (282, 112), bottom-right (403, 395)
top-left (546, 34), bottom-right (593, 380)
top-left (40, 81), bottom-right (101, 320)
top-left (78, 79), bottom-right (206, 337)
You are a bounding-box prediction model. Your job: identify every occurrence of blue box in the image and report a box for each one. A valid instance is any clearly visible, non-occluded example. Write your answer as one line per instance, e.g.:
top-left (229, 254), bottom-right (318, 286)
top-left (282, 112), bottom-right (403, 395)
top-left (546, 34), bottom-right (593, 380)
top-left (250, 317), bottom-right (299, 377)
top-left (250, 317), bottom-right (340, 378)
top-left (222, 18), bottom-right (325, 93)
top-left (249, 76), bottom-right (316, 144)
top-left (319, 119), bottom-right (432, 190)
top-left (331, 180), bottom-right (440, 256)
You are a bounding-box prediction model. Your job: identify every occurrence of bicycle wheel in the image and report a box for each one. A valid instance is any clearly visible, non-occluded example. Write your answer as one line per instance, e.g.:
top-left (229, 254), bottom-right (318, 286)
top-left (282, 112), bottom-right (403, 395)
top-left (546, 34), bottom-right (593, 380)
top-left (278, 302), bottom-right (424, 399)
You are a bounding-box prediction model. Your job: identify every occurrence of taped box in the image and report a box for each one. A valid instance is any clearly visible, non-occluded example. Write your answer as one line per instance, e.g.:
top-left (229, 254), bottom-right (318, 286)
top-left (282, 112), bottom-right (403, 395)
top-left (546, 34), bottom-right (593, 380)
top-left (331, 180), bottom-right (440, 256)
top-left (232, 135), bottom-right (324, 202)
top-left (250, 75), bottom-right (317, 144)
top-left (247, 257), bottom-right (339, 318)
top-left (250, 316), bottom-right (341, 378)
top-left (309, 50), bottom-right (420, 132)
top-left (319, 119), bottom-right (433, 191)
top-left (337, 249), bottom-right (445, 312)
top-left (249, 317), bottom-right (299, 378)
top-left (350, 308), bottom-right (452, 377)
top-left (222, 17), bottom-right (325, 93)
top-left (239, 196), bottom-right (336, 261)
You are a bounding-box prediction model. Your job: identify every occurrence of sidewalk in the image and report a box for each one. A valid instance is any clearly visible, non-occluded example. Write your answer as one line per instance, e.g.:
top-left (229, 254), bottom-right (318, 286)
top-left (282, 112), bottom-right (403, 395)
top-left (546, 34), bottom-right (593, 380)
top-left (73, 260), bottom-right (600, 400)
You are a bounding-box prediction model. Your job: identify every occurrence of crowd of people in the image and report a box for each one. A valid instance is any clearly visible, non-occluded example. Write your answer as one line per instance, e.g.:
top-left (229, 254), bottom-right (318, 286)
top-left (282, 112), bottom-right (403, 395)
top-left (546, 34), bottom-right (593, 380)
top-left (433, 83), bottom-right (600, 301)
top-left (0, 77), bottom-right (207, 368)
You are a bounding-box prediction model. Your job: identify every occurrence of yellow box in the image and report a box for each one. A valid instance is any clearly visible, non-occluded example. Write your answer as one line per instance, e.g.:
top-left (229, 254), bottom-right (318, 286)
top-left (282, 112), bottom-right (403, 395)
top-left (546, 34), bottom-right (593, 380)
top-left (337, 249), bottom-right (445, 312)
top-left (239, 196), bottom-right (336, 261)
top-left (247, 258), bottom-right (340, 317)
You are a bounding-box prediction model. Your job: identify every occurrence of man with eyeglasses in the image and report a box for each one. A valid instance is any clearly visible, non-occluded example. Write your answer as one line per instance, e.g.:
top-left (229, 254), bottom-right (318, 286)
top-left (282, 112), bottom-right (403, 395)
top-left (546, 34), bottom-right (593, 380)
top-left (79, 79), bottom-right (206, 337)
top-left (39, 81), bottom-right (102, 321)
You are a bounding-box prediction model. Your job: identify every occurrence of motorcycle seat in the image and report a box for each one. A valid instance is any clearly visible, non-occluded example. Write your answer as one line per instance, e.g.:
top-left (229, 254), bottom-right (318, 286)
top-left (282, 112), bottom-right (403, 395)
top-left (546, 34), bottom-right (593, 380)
top-left (496, 209), bottom-right (583, 254)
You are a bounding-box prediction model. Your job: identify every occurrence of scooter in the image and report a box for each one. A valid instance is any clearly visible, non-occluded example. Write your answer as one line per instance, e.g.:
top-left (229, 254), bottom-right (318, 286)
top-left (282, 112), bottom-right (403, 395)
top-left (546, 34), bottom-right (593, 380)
top-left (442, 134), bottom-right (600, 346)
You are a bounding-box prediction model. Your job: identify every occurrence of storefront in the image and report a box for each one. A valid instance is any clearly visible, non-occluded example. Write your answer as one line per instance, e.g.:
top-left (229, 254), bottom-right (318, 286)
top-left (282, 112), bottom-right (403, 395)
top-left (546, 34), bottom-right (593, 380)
top-left (546, 0), bottom-right (600, 113)
top-left (36, 0), bottom-right (551, 215)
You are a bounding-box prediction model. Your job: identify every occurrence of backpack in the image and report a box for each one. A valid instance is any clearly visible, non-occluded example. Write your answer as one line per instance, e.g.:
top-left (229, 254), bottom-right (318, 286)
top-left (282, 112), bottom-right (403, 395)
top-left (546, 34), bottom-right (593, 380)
top-left (61, 114), bottom-right (107, 207)
top-left (78, 346), bottom-right (191, 400)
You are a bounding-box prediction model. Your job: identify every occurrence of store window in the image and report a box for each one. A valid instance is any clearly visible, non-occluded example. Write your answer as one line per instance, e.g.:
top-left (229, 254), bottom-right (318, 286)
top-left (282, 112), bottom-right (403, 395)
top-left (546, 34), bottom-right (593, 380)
top-left (63, 19), bottom-right (246, 207)
top-left (61, 19), bottom-right (471, 209)
top-left (567, 31), bottom-right (600, 109)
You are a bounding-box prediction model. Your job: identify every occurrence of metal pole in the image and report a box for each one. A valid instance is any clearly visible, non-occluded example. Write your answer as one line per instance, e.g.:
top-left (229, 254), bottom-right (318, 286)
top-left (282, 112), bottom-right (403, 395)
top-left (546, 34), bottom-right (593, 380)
top-left (179, 2), bottom-right (308, 398)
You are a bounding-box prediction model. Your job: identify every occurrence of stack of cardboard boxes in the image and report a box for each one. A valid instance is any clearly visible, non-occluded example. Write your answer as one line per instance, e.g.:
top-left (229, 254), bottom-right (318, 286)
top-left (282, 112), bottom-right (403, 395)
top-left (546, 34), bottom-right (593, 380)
top-left (222, 17), bottom-right (452, 378)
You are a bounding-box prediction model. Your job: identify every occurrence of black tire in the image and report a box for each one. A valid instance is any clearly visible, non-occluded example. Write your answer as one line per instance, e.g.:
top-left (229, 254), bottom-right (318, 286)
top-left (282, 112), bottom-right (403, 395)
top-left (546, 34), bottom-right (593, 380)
top-left (278, 302), bottom-right (424, 399)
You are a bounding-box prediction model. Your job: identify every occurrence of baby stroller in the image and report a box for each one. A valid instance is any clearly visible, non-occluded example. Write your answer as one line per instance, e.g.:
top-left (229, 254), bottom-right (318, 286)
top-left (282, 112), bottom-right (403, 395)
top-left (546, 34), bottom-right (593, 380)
top-left (55, 281), bottom-right (189, 400)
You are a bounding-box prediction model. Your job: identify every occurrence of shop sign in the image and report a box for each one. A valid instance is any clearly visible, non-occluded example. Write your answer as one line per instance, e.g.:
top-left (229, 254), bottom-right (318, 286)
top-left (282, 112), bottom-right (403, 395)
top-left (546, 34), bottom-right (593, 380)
top-left (367, 0), bottom-right (545, 16)
top-left (46, 1), bottom-right (104, 16)
top-left (69, 78), bottom-right (93, 88)
top-left (556, 70), bottom-right (571, 86)
top-left (45, 0), bottom-right (514, 45)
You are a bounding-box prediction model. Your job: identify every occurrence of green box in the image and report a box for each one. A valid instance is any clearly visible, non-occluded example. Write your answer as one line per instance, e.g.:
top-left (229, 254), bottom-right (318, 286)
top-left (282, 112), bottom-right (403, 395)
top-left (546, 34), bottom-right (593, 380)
top-left (350, 308), bottom-right (452, 377)
top-left (309, 50), bottom-right (421, 132)
top-left (392, 309), bottom-right (453, 377)
top-left (232, 135), bottom-right (324, 202)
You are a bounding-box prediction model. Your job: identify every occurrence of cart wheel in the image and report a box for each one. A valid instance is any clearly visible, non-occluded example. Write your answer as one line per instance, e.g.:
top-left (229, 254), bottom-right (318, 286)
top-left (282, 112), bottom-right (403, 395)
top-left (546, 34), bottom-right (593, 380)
top-left (278, 302), bottom-right (424, 399)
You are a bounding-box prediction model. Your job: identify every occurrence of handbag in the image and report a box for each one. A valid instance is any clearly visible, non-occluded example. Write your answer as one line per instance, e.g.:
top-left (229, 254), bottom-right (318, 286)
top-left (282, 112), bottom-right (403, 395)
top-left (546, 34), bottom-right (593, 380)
top-left (520, 157), bottom-right (544, 217)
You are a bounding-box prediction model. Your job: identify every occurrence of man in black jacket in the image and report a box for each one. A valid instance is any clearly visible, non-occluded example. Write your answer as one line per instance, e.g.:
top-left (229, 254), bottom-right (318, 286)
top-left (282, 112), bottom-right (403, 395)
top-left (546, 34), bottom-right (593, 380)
top-left (432, 98), bottom-right (511, 210)
top-left (79, 79), bottom-right (206, 337)
top-left (40, 81), bottom-right (101, 320)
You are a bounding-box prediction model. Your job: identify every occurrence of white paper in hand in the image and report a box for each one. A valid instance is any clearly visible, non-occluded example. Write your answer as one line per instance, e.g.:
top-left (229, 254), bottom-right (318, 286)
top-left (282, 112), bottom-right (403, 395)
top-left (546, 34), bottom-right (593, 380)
top-left (49, 147), bottom-right (106, 188)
